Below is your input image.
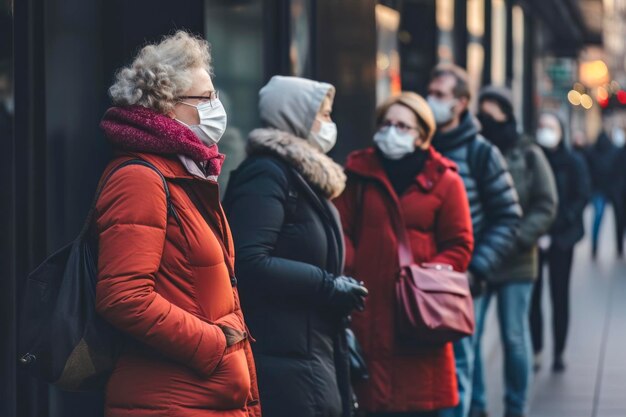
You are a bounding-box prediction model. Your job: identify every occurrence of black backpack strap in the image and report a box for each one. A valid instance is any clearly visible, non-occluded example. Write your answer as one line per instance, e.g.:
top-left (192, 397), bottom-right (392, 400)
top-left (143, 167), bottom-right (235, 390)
top-left (467, 137), bottom-right (492, 184)
top-left (83, 159), bottom-right (181, 237)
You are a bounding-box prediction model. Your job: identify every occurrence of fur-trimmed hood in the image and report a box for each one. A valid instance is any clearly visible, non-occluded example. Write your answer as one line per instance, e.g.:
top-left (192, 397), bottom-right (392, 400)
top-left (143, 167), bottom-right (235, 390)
top-left (247, 128), bottom-right (346, 199)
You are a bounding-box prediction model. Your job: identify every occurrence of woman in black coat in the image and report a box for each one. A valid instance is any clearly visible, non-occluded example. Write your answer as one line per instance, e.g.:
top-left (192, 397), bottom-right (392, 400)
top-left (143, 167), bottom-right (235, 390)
top-left (529, 112), bottom-right (591, 372)
top-left (223, 76), bottom-right (367, 417)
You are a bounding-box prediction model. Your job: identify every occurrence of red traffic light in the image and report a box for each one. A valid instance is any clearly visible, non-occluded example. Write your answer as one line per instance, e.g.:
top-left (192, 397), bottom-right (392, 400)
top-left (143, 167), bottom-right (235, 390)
top-left (618, 90), bottom-right (626, 105)
top-left (599, 97), bottom-right (610, 108)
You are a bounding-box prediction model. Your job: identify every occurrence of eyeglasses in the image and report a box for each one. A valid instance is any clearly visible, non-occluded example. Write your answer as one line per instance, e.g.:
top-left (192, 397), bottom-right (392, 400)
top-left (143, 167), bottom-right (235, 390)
top-left (178, 90), bottom-right (220, 105)
top-left (379, 120), bottom-right (419, 134)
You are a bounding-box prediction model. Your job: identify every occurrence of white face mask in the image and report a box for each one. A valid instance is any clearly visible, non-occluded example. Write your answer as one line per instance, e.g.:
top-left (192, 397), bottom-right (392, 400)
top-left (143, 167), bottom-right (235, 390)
top-left (427, 95), bottom-right (457, 126)
top-left (308, 120), bottom-right (338, 153)
top-left (374, 126), bottom-right (417, 160)
top-left (179, 99), bottom-right (227, 146)
top-left (536, 128), bottom-right (560, 149)
top-left (612, 128), bottom-right (626, 148)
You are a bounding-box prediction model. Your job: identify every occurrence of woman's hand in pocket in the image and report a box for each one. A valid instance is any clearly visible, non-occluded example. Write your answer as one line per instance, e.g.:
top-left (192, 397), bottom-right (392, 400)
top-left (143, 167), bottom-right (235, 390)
top-left (217, 325), bottom-right (247, 347)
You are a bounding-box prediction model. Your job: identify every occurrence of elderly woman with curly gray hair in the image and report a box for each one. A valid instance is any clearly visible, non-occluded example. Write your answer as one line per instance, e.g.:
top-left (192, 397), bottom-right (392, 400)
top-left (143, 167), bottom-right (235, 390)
top-left (94, 31), bottom-right (261, 417)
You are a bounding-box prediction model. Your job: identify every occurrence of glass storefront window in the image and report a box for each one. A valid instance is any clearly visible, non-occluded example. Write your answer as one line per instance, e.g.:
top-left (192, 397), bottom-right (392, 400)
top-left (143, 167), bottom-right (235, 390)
top-left (491, 0), bottom-right (506, 86)
top-left (467, 0), bottom-right (485, 99)
top-left (512, 5), bottom-right (525, 127)
top-left (290, 0), bottom-right (312, 77)
top-left (205, 0), bottom-right (265, 194)
top-left (0, 1), bottom-right (12, 122)
top-left (376, 4), bottom-right (401, 104)
top-left (436, 0), bottom-right (455, 63)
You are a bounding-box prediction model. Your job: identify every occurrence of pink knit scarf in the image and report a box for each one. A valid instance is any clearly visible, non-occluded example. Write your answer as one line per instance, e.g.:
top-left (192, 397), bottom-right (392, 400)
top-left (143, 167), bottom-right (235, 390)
top-left (100, 105), bottom-right (224, 176)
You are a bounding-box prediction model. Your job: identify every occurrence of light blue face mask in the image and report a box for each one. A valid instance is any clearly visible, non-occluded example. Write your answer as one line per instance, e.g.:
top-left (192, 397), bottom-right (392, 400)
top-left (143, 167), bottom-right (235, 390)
top-left (427, 95), bottom-right (457, 126)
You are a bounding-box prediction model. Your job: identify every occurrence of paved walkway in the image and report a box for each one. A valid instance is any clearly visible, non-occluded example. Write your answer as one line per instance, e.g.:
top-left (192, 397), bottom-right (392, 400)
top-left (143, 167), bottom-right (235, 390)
top-left (481, 208), bottom-right (626, 417)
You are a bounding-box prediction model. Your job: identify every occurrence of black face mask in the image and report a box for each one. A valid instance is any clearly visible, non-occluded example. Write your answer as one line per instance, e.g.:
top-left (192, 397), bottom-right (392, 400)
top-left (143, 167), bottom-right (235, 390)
top-left (478, 113), bottom-right (518, 151)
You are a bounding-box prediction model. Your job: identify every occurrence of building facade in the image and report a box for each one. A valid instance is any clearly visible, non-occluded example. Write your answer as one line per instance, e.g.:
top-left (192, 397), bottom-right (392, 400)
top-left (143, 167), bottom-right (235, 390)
top-left (1, 1), bottom-right (605, 416)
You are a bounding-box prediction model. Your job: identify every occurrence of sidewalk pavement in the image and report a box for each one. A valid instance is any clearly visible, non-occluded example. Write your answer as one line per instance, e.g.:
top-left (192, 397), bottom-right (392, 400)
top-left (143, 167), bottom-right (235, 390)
top-left (480, 207), bottom-right (626, 417)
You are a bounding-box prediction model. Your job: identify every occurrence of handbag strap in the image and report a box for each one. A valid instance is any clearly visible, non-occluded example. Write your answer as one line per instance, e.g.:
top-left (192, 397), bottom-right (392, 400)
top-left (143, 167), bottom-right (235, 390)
top-left (179, 182), bottom-right (236, 286)
top-left (357, 179), bottom-right (415, 268)
top-left (380, 188), bottom-right (415, 269)
top-left (391, 206), bottom-right (415, 269)
top-left (353, 180), bottom-right (365, 248)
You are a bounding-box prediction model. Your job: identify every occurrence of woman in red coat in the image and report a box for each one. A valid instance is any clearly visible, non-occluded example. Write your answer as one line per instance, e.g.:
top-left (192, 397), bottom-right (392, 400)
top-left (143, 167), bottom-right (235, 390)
top-left (95, 31), bottom-right (260, 417)
top-left (334, 92), bottom-right (474, 416)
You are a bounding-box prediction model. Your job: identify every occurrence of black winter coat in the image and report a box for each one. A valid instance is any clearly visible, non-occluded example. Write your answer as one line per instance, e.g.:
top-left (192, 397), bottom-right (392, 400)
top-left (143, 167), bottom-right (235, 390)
top-left (543, 143), bottom-right (592, 249)
top-left (585, 132), bottom-right (619, 196)
top-left (431, 111), bottom-right (522, 281)
top-left (223, 128), bottom-right (351, 417)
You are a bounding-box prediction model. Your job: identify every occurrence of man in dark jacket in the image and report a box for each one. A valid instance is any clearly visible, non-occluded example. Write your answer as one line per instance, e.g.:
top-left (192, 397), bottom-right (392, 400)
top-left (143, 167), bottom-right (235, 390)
top-left (586, 130), bottom-right (620, 257)
top-left (530, 112), bottom-right (591, 373)
top-left (429, 66), bottom-right (522, 417)
top-left (471, 87), bottom-right (558, 417)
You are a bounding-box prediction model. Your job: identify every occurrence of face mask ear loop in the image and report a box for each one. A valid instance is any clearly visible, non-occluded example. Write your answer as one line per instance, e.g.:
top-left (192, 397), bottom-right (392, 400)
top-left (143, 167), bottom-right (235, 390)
top-left (176, 101), bottom-right (204, 127)
top-left (177, 101), bottom-right (198, 109)
top-left (173, 118), bottom-right (185, 126)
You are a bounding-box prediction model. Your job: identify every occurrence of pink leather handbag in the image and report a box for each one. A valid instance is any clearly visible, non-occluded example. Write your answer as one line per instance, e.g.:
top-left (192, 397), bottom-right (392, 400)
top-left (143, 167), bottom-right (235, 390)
top-left (393, 213), bottom-right (475, 345)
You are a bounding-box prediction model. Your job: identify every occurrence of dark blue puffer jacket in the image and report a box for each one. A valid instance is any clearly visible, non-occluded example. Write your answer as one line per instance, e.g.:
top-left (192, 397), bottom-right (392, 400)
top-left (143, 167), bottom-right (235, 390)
top-left (432, 112), bottom-right (522, 282)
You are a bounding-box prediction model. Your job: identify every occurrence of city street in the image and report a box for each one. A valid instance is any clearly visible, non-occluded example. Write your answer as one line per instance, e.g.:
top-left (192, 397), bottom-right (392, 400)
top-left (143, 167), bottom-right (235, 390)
top-left (4, 1), bottom-right (626, 416)
top-left (482, 208), bottom-right (626, 417)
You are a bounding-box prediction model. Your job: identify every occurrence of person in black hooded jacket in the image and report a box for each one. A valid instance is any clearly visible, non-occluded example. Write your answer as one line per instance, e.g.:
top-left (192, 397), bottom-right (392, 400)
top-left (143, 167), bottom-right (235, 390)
top-left (530, 111), bottom-right (591, 373)
top-left (469, 87), bottom-right (557, 417)
top-left (586, 130), bottom-right (620, 257)
top-left (223, 76), bottom-right (368, 417)
top-left (428, 65), bottom-right (522, 417)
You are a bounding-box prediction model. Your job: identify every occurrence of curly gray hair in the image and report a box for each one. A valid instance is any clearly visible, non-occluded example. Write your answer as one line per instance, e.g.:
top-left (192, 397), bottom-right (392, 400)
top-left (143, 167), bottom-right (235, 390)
top-left (108, 31), bottom-right (212, 114)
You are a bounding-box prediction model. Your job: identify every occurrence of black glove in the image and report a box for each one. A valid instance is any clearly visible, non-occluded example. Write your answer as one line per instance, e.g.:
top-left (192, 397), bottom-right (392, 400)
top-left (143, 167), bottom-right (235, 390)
top-left (320, 275), bottom-right (368, 316)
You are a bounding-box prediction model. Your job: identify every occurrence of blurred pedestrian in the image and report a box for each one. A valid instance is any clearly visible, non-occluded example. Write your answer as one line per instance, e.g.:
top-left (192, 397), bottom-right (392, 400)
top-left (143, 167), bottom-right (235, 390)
top-left (571, 130), bottom-right (589, 153)
top-left (96, 31), bottom-right (260, 417)
top-left (223, 76), bottom-right (367, 417)
top-left (530, 111), bottom-right (591, 373)
top-left (334, 92), bottom-right (474, 416)
top-left (610, 126), bottom-right (626, 256)
top-left (426, 65), bottom-right (522, 417)
top-left (586, 130), bottom-right (620, 258)
top-left (470, 87), bottom-right (558, 417)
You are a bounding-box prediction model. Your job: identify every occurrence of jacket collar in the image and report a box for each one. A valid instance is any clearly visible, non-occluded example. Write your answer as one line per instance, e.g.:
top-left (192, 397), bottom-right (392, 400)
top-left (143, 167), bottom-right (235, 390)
top-left (247, 128), bottom-right (346, 199)
top-left (113, 151), bottom-right (216, 182)
top-left (345, 146), bottom-right (457, 195)
top-left (431, 111), bottom-right (479, 152)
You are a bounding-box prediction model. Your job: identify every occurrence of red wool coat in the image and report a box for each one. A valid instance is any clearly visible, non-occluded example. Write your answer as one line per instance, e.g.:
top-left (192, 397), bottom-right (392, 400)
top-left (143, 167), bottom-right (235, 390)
top-left (334, 147), bottom-right (474, 412)
top-left (95, 152), bottom-right (260, 417)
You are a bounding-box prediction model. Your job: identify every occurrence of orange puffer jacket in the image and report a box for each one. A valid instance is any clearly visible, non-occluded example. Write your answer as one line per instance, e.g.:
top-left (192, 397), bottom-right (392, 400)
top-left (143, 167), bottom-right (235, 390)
top-left (95, 152), bottom-right (260, 417)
